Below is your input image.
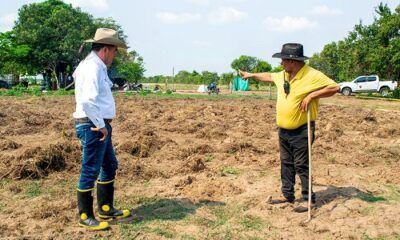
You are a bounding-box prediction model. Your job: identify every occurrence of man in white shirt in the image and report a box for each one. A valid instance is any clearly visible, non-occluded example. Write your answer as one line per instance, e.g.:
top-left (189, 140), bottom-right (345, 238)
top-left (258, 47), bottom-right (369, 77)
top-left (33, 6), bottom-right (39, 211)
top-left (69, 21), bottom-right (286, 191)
top-left (73, 28), bottom-right (130, 230)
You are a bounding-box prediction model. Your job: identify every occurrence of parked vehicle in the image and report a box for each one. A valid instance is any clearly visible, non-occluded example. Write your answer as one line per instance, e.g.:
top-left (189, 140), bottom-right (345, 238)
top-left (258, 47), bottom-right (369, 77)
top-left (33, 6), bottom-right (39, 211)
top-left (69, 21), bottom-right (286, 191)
top-left (207, 82), bottom-right (220, 95)
top-left (0, 80), bottom-right (10, 89)
top-left (123, 82), bottom-right (143, 91)
top-left (339, 75), bottom-right (398, 96)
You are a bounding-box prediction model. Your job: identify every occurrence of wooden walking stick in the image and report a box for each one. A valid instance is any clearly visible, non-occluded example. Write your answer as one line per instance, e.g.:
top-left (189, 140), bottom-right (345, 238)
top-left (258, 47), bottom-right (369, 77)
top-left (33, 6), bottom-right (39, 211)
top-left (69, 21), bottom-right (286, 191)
top-left (307, 108), bottom-right (312, 221)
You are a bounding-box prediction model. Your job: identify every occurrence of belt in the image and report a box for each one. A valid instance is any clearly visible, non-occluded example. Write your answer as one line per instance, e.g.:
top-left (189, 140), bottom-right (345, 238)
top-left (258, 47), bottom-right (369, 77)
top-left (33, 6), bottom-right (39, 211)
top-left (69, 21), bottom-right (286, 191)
top-left (279, 121), bottom-right (315, 132)
top-left (75, 117), bottom-right (112, 124)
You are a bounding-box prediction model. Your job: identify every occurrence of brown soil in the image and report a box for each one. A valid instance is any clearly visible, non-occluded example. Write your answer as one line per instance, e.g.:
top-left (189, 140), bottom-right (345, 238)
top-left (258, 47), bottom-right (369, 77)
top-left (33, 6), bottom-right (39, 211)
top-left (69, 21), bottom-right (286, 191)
top-left (0, 95), bottom-right (399, 239)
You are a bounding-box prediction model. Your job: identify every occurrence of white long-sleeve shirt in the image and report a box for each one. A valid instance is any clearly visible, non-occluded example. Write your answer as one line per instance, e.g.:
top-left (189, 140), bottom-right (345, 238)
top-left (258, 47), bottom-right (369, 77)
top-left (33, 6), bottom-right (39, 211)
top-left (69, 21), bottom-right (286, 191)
top-left (73, 51), bottom-right (115, 128)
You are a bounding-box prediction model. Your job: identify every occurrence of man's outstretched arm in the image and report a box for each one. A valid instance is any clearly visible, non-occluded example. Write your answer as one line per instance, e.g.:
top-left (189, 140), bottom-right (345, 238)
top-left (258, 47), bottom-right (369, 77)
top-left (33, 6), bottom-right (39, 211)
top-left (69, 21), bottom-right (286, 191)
top-left (240, 70), bottom-right (274, 83)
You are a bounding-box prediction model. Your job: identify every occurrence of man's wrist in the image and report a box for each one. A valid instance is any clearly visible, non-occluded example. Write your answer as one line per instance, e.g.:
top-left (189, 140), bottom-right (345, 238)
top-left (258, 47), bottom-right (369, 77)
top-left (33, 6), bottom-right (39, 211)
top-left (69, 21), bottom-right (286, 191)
top-left (308, 92), bottom-right (316, 100)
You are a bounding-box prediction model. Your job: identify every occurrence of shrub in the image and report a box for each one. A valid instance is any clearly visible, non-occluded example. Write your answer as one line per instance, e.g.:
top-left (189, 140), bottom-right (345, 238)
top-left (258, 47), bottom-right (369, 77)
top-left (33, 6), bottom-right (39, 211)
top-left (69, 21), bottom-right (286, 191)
top-left (392, 88), bottom-right (400, 99)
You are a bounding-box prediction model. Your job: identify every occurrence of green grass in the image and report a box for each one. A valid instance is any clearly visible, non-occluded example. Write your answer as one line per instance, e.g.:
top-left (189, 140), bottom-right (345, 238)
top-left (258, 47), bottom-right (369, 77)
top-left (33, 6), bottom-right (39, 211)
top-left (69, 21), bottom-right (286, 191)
top-left (24, 180), bottom-right (42, 198)
top-left (363, 233), bottom-right (400, 240)
top-left (210, 206), bottom-right (231, 228)
top-left (118, 198), bottom-right (185, 239)
top-left (238, 215), bottom-right (265, 231)
top-left (119, 221), bottom-right (150, 239)
top-left (359, 184), bottom-right (400, 204)
top-left (204, 154), bottom-right (214, 162)
top-left (194, 204), bottom-right (242, 230)
top-left (180, 234), bottom-right (197, 240)
top-left (122, 197), bottom-right (198, 223)
top-left (0, 85), bottom-right (74, 97)
top-left (358, 193), bottom-right (386, 203)
top-left (152, 227), bottom-right (175, 238)
top-left (220, 166), bottom-right (240, 176)
top-left (0, 179), bottom-right (12, 188)
top-left (0, 88), bottom-right (277, 101)
top-left (120, 222), bottom-right (176, 239)
top-left (356, 94), bottom-right (400, 101)
top-left (141, 82), bottom-right (276, 92)
top-left (59, 179), bottom-right (76, 195)
top-left (359, 205), bottom-right (375, 215)
top-left (384, 184), bottom-right (400, 202)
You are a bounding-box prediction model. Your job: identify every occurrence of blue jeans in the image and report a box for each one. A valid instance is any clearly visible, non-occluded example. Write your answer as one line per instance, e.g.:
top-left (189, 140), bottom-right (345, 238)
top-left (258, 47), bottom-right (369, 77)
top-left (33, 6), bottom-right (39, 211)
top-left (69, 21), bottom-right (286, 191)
top-left (75, 121), bottom-right (118, 190)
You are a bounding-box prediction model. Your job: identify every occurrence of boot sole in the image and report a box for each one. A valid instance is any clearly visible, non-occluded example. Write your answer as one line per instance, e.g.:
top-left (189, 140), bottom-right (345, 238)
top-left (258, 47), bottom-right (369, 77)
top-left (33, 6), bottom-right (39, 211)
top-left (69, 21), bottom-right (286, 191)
top-left (99, 210), bottom-right (131, 220)
top-left (78, 222), bottom-right (109, 230)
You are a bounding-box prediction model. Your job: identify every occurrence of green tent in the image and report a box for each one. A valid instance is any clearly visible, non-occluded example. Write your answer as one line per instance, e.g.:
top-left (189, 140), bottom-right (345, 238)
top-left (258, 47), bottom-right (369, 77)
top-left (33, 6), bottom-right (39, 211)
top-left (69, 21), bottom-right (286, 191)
top-left (233, 76), bottom-right (249, 91)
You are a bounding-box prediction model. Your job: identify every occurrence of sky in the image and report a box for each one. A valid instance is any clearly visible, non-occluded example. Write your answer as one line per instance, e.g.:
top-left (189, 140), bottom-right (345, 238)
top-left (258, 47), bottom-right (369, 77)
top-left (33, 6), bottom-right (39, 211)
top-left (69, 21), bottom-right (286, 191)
top-left (0, 0), bottom-right (398, 76)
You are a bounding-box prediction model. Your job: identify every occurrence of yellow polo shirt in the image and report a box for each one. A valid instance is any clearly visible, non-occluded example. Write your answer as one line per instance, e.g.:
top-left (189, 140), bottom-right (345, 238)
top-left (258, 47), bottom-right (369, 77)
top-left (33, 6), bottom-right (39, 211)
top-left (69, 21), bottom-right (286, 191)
top-left (271, 65), bottom-right (338, 130)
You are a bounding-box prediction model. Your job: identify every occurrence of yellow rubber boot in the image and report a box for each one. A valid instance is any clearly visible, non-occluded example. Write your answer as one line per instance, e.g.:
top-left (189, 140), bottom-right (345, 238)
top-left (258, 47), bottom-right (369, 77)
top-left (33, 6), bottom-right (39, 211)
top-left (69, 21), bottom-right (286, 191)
top-left (97, 180), bottom-right (131, 220)
top-left (77, 189), bottom-right (109, 230)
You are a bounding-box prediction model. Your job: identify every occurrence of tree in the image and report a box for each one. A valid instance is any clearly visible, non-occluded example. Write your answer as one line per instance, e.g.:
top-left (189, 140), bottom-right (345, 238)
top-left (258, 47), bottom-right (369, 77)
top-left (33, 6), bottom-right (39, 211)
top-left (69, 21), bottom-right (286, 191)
top-left (201, 71), bottom-right (219, 85)
top-left (309, 3), bottom-right (400, 83)
top-left (231, 55), bottom-right (258, 72)
top-left (110, 50), bottom-right (145, 84)
top-left (309, 42), bottom-right (340, 80)
top-left (175, 70), bottom-right (191, 84)
top-left (220, 72), bottom-right (235, 85)
top-left (254, 60), bottom-right (272, 73)
top-left (0, 31), bottom-right (31, 80)
top-left (13, 0), bottom-right (95, 88)
top-left (271, 65), bottom-right (283, 72)
top-left (231, 55), bottom-right (272, 88)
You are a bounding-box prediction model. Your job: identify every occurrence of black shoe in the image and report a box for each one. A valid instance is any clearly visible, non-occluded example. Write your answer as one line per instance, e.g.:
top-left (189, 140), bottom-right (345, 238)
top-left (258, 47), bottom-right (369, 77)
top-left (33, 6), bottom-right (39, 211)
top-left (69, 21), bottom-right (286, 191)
top-left (268, 196), bottom-right (295, 204)
top-left (97, 180), bottom-right (131, 220)
top-left (293, 202), bottom-right (316, 213)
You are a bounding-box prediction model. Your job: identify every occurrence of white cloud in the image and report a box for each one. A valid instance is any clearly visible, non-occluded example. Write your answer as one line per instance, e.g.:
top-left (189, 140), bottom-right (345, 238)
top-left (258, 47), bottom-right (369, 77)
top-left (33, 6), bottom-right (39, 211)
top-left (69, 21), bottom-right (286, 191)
top-left (64, 0), bottom-right (109, 13)
top-left (0, 12), bottom-right (17, 32)
top-left (208, 7), bottom-right (247, 24)
top-left (312, 5), bottom-right (343, 15)
top-left (264, 16), bottom-right (317, 32)
top-left (156, 12), bottom-right (202, 24)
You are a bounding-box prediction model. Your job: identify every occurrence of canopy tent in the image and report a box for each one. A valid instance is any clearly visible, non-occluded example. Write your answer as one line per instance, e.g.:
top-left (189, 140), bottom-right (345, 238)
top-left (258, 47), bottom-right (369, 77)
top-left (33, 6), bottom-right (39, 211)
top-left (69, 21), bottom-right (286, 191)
top-left (197, 84), bottom-right (208, 93)
top-left (233, 76), bottom-right (249, 91)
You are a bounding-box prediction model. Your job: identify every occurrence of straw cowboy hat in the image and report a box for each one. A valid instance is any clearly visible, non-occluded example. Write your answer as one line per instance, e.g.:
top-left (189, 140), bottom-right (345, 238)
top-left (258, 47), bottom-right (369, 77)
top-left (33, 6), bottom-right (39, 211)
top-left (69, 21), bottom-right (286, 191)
top-left (272, 43), bottom-right (309, 61)
top-left (85, 28), bottom-right (128, 49)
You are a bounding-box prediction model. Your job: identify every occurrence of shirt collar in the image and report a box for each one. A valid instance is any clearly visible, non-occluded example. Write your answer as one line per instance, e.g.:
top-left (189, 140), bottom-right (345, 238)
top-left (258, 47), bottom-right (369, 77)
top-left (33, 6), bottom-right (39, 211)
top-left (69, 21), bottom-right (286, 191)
top-left (86, 51), bottom-right (107, 70)
top-left (292, 64), bottom-right (308, 81)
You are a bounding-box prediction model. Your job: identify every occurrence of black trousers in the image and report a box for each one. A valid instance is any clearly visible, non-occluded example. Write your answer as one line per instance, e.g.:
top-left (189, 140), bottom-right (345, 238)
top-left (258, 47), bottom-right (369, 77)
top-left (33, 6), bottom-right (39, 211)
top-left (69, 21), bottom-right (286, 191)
top-left (278, 123), bottom-right (315, 201)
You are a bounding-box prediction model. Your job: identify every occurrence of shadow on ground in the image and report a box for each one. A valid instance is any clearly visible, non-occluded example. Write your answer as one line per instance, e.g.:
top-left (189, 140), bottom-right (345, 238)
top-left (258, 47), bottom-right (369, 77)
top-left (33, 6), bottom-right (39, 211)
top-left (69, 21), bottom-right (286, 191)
top-left (111, 198), bottom-right (225, 225)
top-left (315, 184), bottom-right (386, 208)
top-left (291, 185), bottom-right (387, 213)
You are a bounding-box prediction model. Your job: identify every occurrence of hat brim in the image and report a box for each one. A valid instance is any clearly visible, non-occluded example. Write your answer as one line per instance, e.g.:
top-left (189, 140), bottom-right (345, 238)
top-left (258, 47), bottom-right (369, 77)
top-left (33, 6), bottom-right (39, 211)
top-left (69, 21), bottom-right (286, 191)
top-left (272, 52), bottom-right (309, 61)
top-left (85, 38), bottom-right (128, 49)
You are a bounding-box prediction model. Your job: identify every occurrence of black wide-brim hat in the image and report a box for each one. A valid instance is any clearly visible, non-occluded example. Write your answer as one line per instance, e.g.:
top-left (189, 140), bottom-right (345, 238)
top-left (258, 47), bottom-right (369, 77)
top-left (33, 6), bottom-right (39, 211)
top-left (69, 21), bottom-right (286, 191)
top-left (272, 43), bottom-right (309, 61)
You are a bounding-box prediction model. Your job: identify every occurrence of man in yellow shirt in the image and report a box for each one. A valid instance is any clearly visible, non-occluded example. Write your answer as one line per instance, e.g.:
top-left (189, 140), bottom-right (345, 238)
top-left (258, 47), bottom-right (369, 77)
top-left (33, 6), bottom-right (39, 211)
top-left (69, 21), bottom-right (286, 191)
top-left (240, 43), bottom-right (339, 209)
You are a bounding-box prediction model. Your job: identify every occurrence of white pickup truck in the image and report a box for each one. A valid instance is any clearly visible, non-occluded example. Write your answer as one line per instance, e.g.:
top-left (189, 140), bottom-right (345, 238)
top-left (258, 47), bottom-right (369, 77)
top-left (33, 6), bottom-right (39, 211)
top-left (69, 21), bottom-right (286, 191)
top-left (339, 75), bottom-right (398, 96)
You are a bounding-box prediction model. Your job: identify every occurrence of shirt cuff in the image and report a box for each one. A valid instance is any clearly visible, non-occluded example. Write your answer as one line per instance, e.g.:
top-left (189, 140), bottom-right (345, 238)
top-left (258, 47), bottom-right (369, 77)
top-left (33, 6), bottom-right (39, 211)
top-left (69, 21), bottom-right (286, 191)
top-left (91, 117), bottom-right (105, 128)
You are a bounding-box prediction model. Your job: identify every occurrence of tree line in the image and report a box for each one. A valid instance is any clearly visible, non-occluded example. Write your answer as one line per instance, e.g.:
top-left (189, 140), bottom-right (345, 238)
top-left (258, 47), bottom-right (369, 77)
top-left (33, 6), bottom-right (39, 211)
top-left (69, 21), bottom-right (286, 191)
top-left (145, 55), bottom-right (282, 87)
top-left (0, 0), bottom-right (144, 89)
top-left (309, 3), bottom-right (400, 83)
top-left (1, 1), bottom-right (398, 89)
